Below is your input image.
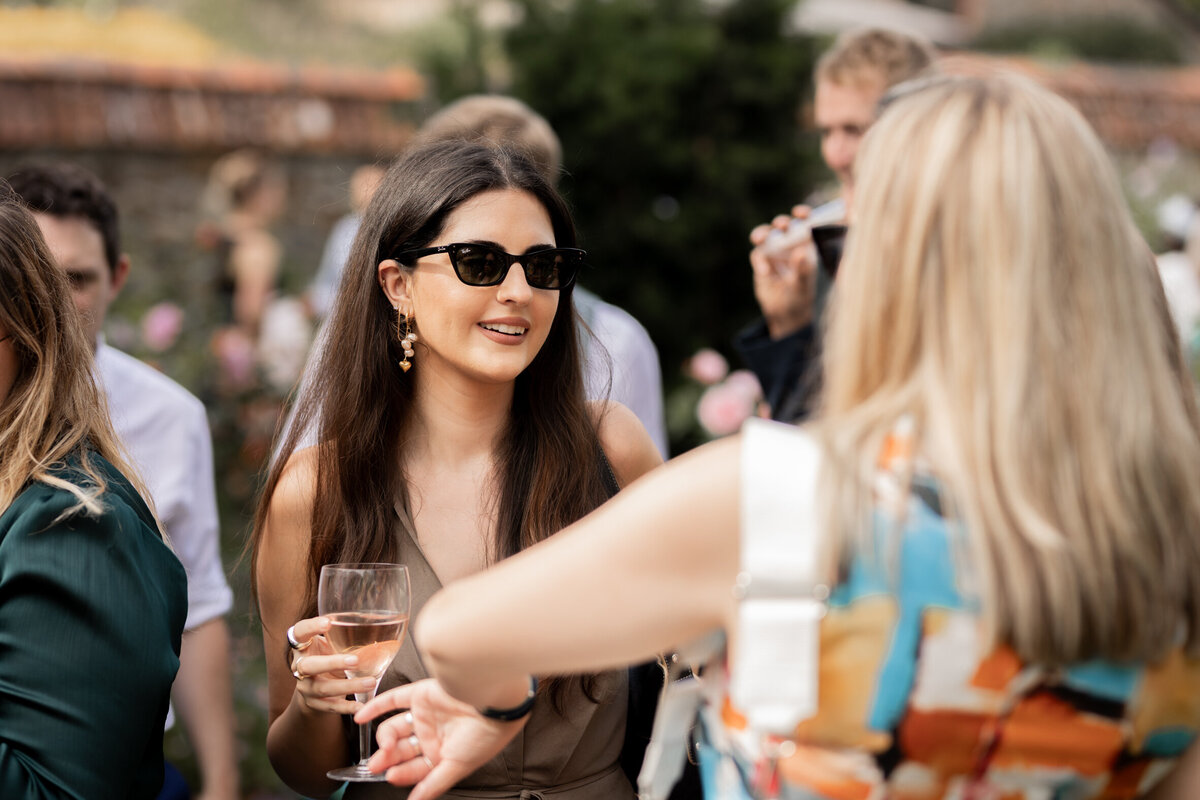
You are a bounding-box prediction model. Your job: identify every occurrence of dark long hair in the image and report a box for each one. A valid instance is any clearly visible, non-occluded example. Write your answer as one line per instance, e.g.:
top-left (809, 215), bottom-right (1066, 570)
top-left (251, 142), bottom-right (610, 692)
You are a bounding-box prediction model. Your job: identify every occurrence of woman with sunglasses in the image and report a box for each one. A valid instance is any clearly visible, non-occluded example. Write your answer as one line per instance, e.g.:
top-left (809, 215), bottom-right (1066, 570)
top-left (354, 75), bottom-right (1200, 800)
top-left (250, 140), bottom-right (662, 799)
top-left (0, 184), bottom-right (187, 798)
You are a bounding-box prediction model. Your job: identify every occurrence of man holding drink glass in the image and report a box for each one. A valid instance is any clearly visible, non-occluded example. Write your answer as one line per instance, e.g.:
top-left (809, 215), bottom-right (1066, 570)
top-left (736, 28), bottom-right (937, 421)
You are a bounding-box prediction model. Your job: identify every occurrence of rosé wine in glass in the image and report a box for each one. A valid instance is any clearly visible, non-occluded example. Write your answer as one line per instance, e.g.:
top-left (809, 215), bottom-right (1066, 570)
top-left (319, 563), bottom-right (411, 783)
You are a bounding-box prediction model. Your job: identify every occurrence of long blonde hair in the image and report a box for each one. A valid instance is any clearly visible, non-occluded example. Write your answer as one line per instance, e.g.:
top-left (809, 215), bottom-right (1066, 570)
top-left (0, 184), bottom-right (143, 517)
top-left (817, 73), bottom-right (1200, 665)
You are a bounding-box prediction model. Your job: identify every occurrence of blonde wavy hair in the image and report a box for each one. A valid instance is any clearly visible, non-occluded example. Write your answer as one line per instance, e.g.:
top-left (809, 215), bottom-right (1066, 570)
top-left (0, 184), bottom-right (145, 519)
top-left (817, 73), bottom-right (1200, 665)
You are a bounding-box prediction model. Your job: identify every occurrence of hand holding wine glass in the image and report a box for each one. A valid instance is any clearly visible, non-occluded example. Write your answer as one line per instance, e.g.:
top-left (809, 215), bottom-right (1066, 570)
top-left (316, 562), bottom-right (411, 783)
top-left (287, 616), bottom-right (374, 718)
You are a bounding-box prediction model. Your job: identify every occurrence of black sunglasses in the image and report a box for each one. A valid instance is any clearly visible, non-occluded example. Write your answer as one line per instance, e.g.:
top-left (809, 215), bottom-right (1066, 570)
top-left (394, 243), bottom-right (584, 290)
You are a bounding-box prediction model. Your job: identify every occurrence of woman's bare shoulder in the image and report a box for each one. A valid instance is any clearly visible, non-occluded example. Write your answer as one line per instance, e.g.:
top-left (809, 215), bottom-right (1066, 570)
top-left (590, 400), bottom-right (664, 488)
top-left (260, 447), bottom-right (320, 559)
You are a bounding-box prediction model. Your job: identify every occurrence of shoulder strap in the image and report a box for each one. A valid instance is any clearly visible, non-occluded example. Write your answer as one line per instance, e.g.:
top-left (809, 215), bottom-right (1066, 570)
top-left (637, 421), bottom-right (825, 800)
top-left (730, 418), bottom-right (825, 736)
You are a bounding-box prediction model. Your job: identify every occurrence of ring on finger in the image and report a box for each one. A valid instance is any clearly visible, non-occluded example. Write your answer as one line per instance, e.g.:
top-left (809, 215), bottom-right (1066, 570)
top-left (286, 624), bottom-right (311, 651)
top-left (422, 754), bottom-right (434, 770)
top-left (403, 710), bottom-right (414, 726)
top-left (292, 656), bottom-right (305, 680)
top-left (408, 734), bottom-right (421, 754)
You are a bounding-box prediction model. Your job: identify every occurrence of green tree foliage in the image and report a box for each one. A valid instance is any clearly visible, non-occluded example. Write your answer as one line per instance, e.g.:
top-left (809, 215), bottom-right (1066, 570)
top-left (504, 0), bottom-right (823, 450)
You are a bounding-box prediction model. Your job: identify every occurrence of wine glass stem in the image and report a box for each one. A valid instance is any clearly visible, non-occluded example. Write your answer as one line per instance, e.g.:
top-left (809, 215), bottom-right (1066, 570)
top-left (355, 690), bottom-right (374, 767)
top-left (357, 722), bottom-right (371, 767)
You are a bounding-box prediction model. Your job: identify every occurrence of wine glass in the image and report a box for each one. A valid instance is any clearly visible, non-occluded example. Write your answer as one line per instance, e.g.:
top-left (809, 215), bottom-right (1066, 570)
top-left (318, 562), bottom-right (411, 782)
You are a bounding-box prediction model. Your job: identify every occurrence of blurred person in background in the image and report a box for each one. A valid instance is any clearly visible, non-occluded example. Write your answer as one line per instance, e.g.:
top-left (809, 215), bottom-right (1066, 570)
top-left (737, 28), bottom-right (937, 422)
top-left (1154, 193), bottom-right (1200, 359)
top-left (0, 181), bottom-right (187, 799)
top-left (8, 163), bottom-right (239, 800)
top-left (251, 139), bottom-right (662, 800)
top-left (199, 148), bottom-right (287, 341)
top-left (308, 162), bottom-right (387, 319)
top-left (357, 73), bottom-right (1200, 800)
top-left (198, 148), bottom-right (301, 395)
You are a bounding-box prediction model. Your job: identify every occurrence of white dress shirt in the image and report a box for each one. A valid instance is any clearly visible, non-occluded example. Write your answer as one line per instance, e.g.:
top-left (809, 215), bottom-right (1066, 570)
top-left (574, 287), bottom-right (667, 457)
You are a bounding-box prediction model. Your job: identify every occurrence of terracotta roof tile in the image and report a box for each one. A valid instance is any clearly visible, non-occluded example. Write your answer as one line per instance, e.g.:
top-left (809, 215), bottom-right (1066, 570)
top-left (944, 53), bottom-right (1200, 151)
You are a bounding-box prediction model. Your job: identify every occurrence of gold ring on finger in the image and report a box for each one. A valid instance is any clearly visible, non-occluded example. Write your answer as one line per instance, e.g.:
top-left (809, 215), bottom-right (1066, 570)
top-left (292, 656), bottom-right (305, 680)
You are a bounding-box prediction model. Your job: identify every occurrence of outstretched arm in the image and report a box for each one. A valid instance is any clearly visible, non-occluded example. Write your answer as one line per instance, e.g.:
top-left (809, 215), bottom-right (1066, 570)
top-left (421, 434), bottom-right (740, 707)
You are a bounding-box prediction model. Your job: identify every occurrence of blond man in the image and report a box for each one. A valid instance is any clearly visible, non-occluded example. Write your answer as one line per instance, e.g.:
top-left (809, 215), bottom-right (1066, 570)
top-left (736, 28), bottom-right (937, 421)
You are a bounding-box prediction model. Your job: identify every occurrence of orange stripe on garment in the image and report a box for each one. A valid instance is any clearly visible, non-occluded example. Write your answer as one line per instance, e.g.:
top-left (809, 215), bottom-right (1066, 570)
top-left (721, 695), bottom-right (748, 731)
top-left (1096, 760), bottom-right (1150, 800)
top-left (777, 745), bottom-right (875, 800)
top-left (971, 646), bottom-right (1022, 692)
top-left (897, 709), bottom-right (988, 774)
top-left (877, 432), bottom-right (913, 469)
top-left (992, 692), bottom-right (1124, 776)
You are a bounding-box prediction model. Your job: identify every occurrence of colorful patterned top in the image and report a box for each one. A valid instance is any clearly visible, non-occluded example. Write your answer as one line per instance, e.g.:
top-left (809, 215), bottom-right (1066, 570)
top-left (694, 432), bottom-right (1200, 800)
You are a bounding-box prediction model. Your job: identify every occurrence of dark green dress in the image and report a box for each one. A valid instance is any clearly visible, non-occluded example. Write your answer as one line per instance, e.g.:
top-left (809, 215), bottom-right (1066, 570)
top-left (0, 453), bottom-right (187, 799)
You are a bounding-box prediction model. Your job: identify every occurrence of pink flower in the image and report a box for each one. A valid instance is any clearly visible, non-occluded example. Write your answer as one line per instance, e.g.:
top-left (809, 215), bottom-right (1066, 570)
top-left (724, 369), bottom-right (762, 401)
top-left (697, 379), bottom-right (757, 437)
top-left (686, 348), bottom-right (729, 385)
top-left (140, 302), bottom-right (184, 352)
top-left (213, 328), bottom-right (256, 389)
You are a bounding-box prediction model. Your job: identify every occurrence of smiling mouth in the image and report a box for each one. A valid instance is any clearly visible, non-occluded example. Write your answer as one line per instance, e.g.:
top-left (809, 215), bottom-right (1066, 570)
top-left (480, 322), bottom-right (528, 336)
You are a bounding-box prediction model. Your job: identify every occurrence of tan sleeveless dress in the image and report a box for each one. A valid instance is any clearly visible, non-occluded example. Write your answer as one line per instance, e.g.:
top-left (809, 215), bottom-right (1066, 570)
top-left (345, 500), bottom-right (634, 800)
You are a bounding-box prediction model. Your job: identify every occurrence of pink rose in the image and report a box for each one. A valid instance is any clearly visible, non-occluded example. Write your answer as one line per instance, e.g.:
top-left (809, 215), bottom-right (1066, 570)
top-left (697, 380), bottom-right (756, 437)
top-left (686, 348), bottom-right (729, 385)
top-left (140, 302), bottom-right (184, 352)
top-left (724, 369), bottom-right (762, 402)
top-left (213, 328), bottom-right (256, 389)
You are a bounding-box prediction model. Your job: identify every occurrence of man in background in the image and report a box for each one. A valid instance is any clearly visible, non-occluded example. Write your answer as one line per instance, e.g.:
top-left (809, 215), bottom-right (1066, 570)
top-left (306, 162), bottom-right (385, 319)
top-left (9, 163), bottom-right (239, 800)
top-left (736, 28), bottom-right (937, 420)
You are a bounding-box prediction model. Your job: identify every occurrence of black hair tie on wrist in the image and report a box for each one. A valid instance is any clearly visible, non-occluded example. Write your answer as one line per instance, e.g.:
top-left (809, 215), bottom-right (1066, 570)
top-left (478, 676), bottom-right (538, 722)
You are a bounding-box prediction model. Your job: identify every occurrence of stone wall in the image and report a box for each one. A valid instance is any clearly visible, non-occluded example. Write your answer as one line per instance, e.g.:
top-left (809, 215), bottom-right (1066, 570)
top-left (0, 148), bottom-right (372, 326)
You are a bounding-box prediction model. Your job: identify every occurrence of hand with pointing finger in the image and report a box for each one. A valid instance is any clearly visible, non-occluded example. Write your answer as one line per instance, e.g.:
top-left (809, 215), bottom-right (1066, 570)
top-left (355, 678), bottom-right (528, 800)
